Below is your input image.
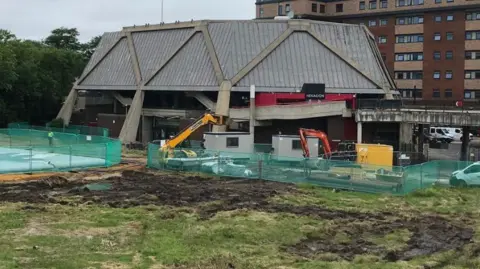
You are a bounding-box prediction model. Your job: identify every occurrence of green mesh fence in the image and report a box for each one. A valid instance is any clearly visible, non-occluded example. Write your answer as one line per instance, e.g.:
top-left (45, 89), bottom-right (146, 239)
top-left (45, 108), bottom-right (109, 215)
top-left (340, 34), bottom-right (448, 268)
top-left (0, 128), bottom-right (121, 174)
top-left (8, 122), bottom-right (109, 137)
top-left (146, 144), bottom-right (472, 195)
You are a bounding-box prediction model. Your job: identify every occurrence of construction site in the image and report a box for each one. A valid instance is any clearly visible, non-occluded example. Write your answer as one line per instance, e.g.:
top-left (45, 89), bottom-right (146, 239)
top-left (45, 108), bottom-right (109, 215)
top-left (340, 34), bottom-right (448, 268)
top-left (2, 19), bottom-right (480, 268)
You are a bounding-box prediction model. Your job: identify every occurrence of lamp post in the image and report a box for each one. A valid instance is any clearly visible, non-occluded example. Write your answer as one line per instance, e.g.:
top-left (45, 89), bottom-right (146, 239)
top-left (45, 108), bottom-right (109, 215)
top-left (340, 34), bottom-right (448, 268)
top-left (161, 0), bottom-right (164, 22)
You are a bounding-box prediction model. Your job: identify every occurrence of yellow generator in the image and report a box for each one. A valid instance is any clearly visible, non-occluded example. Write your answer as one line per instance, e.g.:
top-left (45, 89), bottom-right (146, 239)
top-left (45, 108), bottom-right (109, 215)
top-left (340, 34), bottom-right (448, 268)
top-left (355, 143), bottom-right (394, 167)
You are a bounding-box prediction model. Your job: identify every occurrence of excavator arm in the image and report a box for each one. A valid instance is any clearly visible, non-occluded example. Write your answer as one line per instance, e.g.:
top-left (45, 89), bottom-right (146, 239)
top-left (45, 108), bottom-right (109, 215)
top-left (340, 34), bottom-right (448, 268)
top-left (298, 128), bottom-right (332, 158)
top-left (159, 113), bottom-right (224, 162)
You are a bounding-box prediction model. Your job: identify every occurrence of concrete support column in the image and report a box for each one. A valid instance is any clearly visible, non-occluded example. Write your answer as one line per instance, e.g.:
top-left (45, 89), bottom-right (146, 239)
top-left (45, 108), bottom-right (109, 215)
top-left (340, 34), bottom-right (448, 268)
top-left (212, 80), bottom-right (232, 132)
top-left (141, 116), bottom-right (153, 144)
top-left (461, 126), bottom-right (469, 161)
top-left (119, 89), bottom-right (144, 143)
top-left (357, 122), bottom-right (362, 144)
top-left (249, 85), bottom-right (256, 153)
top-left (399, 122), bottom-right (414, 151)
top-left (56, 88), bottom-right (78, 126)
top-left (417, 124), bottom-right (425, 161)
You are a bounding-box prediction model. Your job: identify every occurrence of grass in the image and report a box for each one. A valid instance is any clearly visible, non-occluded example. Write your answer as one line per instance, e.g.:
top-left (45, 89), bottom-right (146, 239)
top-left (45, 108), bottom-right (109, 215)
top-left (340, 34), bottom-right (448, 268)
top-left (2, 183), bottom-right (480, 268)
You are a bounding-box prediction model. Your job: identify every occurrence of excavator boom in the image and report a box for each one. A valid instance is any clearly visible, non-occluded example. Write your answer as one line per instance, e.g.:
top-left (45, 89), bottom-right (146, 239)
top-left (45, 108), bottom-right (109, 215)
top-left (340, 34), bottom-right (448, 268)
top-left (161, 113), bottom-right (223, 150)
top-left (298, 128), bottom-right (332, 158)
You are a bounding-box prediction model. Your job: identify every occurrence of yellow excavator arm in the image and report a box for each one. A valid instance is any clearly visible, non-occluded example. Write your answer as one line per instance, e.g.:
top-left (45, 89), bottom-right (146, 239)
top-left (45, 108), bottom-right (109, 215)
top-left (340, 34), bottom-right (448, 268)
top-left (159, 113), bottom-right (223, 160)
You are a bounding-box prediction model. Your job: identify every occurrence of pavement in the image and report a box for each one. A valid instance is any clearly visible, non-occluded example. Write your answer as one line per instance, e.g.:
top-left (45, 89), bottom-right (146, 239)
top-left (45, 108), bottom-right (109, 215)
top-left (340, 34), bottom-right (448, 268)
top-left (427, 138), bottom-right (480, 161)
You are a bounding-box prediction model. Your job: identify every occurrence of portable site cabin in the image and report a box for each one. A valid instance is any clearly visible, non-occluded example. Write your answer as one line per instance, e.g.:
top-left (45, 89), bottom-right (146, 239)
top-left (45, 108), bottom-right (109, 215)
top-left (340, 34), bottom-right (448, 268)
top-left (203, 132), bottom-right (253, 154)
top-left (271, 135), bottom-right (319, 160)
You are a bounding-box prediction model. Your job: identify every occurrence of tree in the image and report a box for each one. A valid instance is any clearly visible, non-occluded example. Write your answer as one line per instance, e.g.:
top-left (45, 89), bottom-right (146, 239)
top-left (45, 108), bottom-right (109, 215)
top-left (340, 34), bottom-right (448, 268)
top-left (0, 29), bottom-right (16, 43)
top-left (44, 27), bottom-right (81, 51)
top-left (82, 35), bottom-right (102, 60)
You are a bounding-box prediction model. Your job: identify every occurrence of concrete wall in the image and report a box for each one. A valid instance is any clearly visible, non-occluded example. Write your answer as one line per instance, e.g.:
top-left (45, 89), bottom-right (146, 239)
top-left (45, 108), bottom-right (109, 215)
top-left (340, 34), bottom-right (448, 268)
top-left (204, 132), bottom-right (253, 153)
top-left (142, 116), bottom-right (153, 144)
top-left (97, 113), bottom-right (126, 138)
top-left (356, 109), bottom-right (480, 126)
top-left (271, 135), bottom-right (319, 159)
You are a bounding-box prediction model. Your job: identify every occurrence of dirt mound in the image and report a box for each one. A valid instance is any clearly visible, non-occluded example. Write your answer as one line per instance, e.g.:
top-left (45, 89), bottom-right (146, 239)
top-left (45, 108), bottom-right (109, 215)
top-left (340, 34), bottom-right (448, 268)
top-left (285, 215), bottom-right (473, 262)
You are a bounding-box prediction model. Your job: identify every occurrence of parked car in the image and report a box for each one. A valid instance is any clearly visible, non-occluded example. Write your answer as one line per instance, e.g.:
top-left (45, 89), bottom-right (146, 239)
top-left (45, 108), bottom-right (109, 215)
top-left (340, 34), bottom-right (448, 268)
top-left (450, 162), bottom-right (480, 187)
top-left (442, 127), bottom-right (473, 142)
top-left (429, 127), bottom-right (454, 143)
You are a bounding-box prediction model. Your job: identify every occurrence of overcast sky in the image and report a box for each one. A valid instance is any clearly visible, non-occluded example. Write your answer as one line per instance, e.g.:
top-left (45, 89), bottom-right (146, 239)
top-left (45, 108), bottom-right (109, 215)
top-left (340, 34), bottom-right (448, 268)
top-left (1, 0), bottom-right (255, 42)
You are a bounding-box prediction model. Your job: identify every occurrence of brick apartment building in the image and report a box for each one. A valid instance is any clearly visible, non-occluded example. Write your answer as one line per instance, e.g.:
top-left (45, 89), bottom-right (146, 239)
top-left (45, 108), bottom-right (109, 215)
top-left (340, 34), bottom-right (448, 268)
top-left (256, 0), bottom-right (480, 102)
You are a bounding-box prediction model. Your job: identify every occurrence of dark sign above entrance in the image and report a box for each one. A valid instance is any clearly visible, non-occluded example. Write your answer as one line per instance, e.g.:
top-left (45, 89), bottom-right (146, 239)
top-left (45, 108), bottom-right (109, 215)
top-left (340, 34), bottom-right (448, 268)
top-left (301, 83), bottom-right (325, 100)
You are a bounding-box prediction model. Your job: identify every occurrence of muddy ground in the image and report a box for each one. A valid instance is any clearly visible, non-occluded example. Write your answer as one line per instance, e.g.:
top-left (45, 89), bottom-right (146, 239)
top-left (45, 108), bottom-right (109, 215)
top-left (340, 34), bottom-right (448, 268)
top-left (0, 170), bottom-right (474, 262)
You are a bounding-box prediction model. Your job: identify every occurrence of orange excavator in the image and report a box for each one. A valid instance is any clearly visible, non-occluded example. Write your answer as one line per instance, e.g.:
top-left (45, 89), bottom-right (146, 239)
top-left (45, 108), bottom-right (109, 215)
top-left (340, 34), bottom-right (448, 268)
top-left (299, 128), bottom-right (332, 158)
top-left (298, 128), bottom-right (357, 161)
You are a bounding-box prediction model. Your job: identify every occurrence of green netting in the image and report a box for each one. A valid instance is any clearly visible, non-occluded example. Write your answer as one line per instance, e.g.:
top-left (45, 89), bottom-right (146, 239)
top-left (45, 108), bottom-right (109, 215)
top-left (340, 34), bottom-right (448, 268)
top-left (8, 122), bottom-right (109, 137)
top-left (0, 128), bottom-right (121, 174)
top-left (146, 143), bottom-right (472, 195)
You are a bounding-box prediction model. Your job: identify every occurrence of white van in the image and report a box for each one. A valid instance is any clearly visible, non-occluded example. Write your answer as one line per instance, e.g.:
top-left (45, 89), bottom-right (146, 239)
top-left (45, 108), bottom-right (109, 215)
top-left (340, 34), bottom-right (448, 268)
top-left (442, 127), bottom-right (473, 142)
top-left (429, 127), bottom-right (454, 143)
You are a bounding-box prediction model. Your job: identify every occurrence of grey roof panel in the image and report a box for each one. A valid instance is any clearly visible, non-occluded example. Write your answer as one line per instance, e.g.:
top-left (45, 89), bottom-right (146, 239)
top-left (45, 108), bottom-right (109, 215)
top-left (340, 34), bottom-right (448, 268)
top-left (311, 22), bottom-right (383, 85)
top-left (148, 32), bottom-right (217, 86)
top-left (237, 32), bottom-right (378, 89)
top-left (81, 38), bottom-right (136, 86)
top-left (132, 28), bottom-right (195, 81)
top-left (208, 22), bottom-right (287, 79)
top-left (81, 32), bottom-right (122, 78)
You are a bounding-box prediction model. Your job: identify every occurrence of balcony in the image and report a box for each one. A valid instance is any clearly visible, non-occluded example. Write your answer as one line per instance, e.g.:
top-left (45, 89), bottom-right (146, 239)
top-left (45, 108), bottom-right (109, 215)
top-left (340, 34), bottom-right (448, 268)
top-left (465, 79), bottom-right (480, 89)
top-left (465, 60), bottom-right (480, 70)
top-left (395, 80), bottom-right (423, 89)
top-left (394, 61), bottom-right (423, 70)
top-left (395, 25), bottom-right (424, 35)
top-left (395, 43), bottom-right (423, 53)
top-left (466, 40), bottom-right (480, 50)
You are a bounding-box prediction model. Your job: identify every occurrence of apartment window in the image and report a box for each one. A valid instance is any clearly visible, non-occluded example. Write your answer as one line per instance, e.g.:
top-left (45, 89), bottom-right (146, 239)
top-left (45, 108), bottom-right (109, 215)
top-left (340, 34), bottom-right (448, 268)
top-left (466, 51), bottom-right (480, 60)
top-left (445, 89), bottom-right (453, 98)
top-left (278, 5), bottom-right (283, 15)
top-left (369, 0), bottom-right (377, 9)
top-left (447, 14), bottom-right (454, 21)
top-left (433, 71), bottom-right (441, 79)
top-left (395, 52), bottom-right (423, 61)
top-left (369, 20), bottom-right (377, 26)
top-left (285, 4), bottom-right (291, 13)
top-left (381, 0), bottom-right (388, 8)
top-left (380, 19), bottom-right (388, 26)
top-left (312, 3), bottom-right (318, 12)
top-left (226, 137), bottom-right (239, 148)
top-left (446, 32), bottom-right (454, 40)
top-left (433, 51), bottom-right (441, 60)
top-left (446, 71), bottom-right (453, 79)
top-left (292, 140), bottom-right (302, 150)
top-left (466, 12), bottom-right (480, 21)
top-left (465, 70), bottom-right (480, 79)
top-left (466, 31), bottom-right (480, 40)
top-left (381, 53), bottom-right (387, 61)
top-left (396, 16), bottom-right (424, 25)
top-left (434, 33), bottom-right (441, 41)
top-left (395, 34), bottom-right (424, 43)
top-left (378, 36), bottom-right (387, 43)
top-left (394, 71), bottom-right (423, 79)
top-left (400, 88), bottom-right (423, 98)
top-left (259, 7), bottom-right (264, 17)
top-left (396, 0), bottom-right (424, 7)
top-left (465, 90), bottom-right (480, 99)
top-left (447, 0), bottom-right (453, 2)
top-left (320, 5), bottom-right (325, 13)
top-left (446, 51), bottom-right (453, 60)
top-left (433, 89), bottom-right (440, 98)
top-left (435, 0), bottom-right (441, 3)
top-left (359, 1), bottom-right (365, 10)
top-left (434, 15), bottom-right (442, 22)
top-left (336, 3), bottom-right (343, 12)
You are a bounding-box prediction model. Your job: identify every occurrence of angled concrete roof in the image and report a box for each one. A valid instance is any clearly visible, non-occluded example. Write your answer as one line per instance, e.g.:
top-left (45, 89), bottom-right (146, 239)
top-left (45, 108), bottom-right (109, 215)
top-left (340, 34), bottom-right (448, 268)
top-left (76, 19), bottom-right (396, 95)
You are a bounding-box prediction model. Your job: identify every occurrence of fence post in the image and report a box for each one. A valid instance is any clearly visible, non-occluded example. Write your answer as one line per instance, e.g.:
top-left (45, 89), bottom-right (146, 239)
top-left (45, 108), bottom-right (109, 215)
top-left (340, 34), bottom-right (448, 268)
top-left (69, 145), bottom-right (72, 169)
top-left (105, 143), bottom-right (108, 167)
top-left (420, 163), bottom-right (423, 189)
top-left (29, 147), bottom-right (33, 173)
top-left (258, 159), bottom-right (263, 179)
